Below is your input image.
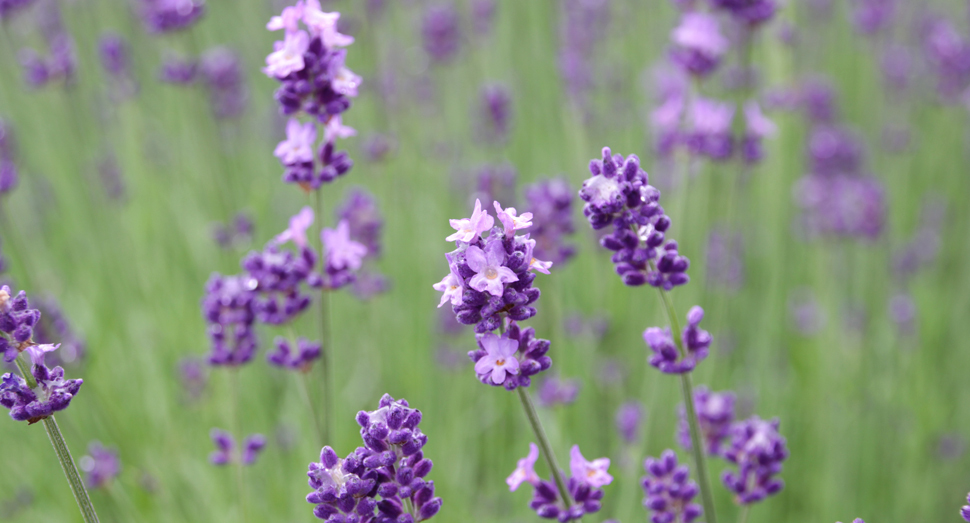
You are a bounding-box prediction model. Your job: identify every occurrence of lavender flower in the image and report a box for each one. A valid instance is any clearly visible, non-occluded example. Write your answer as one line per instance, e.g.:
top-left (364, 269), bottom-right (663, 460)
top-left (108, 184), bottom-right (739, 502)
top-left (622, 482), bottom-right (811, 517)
top-left (200, 273), bottom-right (258, 366)
top-left (267, 337), bottom-right (321, 371)
top-left (468, 323), bottom-right (551, 390)
top-left (670, 12), bottom-right (728, 78)
top-left (513, 444), bottom-right (612, 521)
top-left (961, 493), bottom-right (970, 521)
top-left (422, 3), bottom-right (461, 64)
top-left (79, 442), bottom-right (121, 489)
top-left (209, 429), bottom-right (267, 466)
top-left (615, 401), bottom-right (644, 444)
top-left (852, 0), bottom-right (895, 36)
top-left (641, 449), bottom-right (703, 523)
top-left (32, 296), bottom-right (86, 367)
top-left (524, 178), bottom-right (576, 266)
top-left (643, 306), bottom-right (711, 374)
top-left (472, 0), bottom-right (497, 36)
top-left (742, 101), bottom-right (776, 164)
top-left (336, 188), bottom-right (383, 259)
top-left (158, 55), bottom-right (197, 84)
top-left (536, 375), bottom-right (580, 407)
top-left (140, 0), bottom-right (205, 33)
top-left (721, 416), bottom-right (788, 504)
top-left (19, 32), bottom-right (77, 89)
top-left (686, 97), bottom-right (736, 161)
top-left (320, 220), bottom-right (367, 290)
top-left (98, 33), bottom-right (137, 97)
top-left (888, 293), bottom-right (916, 335)
top-left (477, 83), bottom-right (513, 143)
top-left (838, 520), bottom-right (865, 523)
top-left (241, 242), bottom-right (315, 325)
top-left (306, 394), bottom-right (442, 521)
top-left (0, 286), bottom-right (41, 347)
top-left (362, 133), bottom-right (395, 162)
top-left (677, 386), bottom-right (735, 455)
top-left (0, 0), bottom-right (35, 21)
top-left (579, 147), bottom-right (689, 289)
top-left (795, 173), bottom-right (886, 240)
top-left (200, 47), bottom-right (248, 119)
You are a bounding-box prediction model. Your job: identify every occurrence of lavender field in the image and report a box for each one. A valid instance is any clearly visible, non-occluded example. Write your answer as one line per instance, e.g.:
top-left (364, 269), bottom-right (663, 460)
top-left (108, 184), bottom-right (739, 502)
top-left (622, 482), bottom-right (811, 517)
top-left (0, 0), bottom-right (968, 522)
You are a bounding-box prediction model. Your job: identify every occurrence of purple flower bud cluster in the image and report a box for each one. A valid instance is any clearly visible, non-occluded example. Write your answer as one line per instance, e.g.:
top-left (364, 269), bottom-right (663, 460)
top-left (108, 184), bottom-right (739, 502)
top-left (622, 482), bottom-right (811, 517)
top-left (643, 306), bottom-right (711, 374)
top-left (422, 3), bottom-right (461, 64)
top-left (241, 243), bottom-right (316, 325)
top-left (79, 441), bottom-right (121, 489)
top-left (677, 386), bottom-right (735, 455)
top-left (199, 47), bottom-right (248, 119)
top-left (267, 336), bottom-right (321, 371)
top-left (641, 449), bottom-right (703, 523)
top-left (0, 120), bottom-right (17, 196)
top-left (1, 362), bottom-right (83, 423)
top-left (477, 83), bottom-right (513, 144)
top-left (509, 444), bottom-right (612, 521)
top-left (468, 324), bottom-right (551, 390)
top-left (721, 416), bottom-right (788, 504)
top-left (685, 97), bottom-right (736, 161)
top-left (615, 401), bottom-right (645, 444)
top-left (306, 394), bottom-right (442, 522)
top-left (19, 33), bottom-right (77, 89)
top-left (97, 33), bottom-right (138, 99)
top-left (708, 0), bottom-right (778, 28)
top-left (524, 178), bottom-right (576, 266)
top-left (209, 429), bottom-right (266, 466)
top-left (920, 16), bottom-right (970, 101)
top-left (536, 375), bottom-right (580, 407)
top-left (200, 274), bottom-right (258, 366)
top-left (213, 212), bottom-right (255, 250)
top-left (140, 0), bottom-right (205, 33)
top-left (669, 12), bottom-right (728, 78)
top-left (0, 286), bottom-right (41, 349)
top-left (851, 0), bottom-right (895, 36)
top-left (580, 147), bottom-right (689, 289)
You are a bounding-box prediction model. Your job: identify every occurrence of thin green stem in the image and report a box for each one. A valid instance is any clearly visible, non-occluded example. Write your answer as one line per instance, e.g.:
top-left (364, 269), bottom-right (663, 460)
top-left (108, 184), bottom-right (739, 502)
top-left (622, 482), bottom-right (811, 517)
top-left (314, 189), bottom-right (333, 445)
top-left (737, 504), bottom-right (750, 523)
top-left (13, 357), bottom-right (100, 522)
top-left (228, 368), bottom-right (248, 523)
top-left (652, 281), bottom-right (718, 523)
top-left (516, 387), bottom-right (573, 513)
top-left (297, 371), bottom-right (325, 446)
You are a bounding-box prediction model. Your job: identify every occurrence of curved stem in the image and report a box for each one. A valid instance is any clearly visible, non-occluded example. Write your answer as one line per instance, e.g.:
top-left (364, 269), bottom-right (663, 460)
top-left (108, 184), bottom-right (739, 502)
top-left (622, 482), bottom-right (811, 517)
top-left (516, 387), bottom-right (573, 513)
top-left (652, 284), bottom-right (718, 523)
top-left (14, 357), bottom-right (100, 522)
top-left (314, 189), bottom-right (332, 445)
top-left (737, 504), bottom-right (751, 523)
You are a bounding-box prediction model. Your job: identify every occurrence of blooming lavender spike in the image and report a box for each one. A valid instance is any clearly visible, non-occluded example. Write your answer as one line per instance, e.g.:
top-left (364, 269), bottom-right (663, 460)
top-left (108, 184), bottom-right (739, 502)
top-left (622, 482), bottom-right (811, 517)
top-left (320, 220), bottom-right (367, 289)
top-left (79, 442), bottom-right (121, 489)
top-left (0, 360), bottom-right (83, 423)
top-left (242, 434), bottom-right (267, 465)
top-left (241, 242), bottom-right (315, 325)
top-left (641, 449), bottom-right (703, 523)
top-left (670, 12), bottom-right (728, 77)
top-left (200, 273), bottom-right (258, 366)
top-left (678, 386), bottom-right (735, 455)
top-left (98, 34), bottom-right (136, 94)
top-left (721, 416), bottom-right (788, 504)
top-left (836, 519), bottom-right (865, 523)
top-left (644, 306), bottom-right (711, 374)
top-left (267, 337), bottom-right (322, 371)
top-left (615, 401), bottom-right (644, 444)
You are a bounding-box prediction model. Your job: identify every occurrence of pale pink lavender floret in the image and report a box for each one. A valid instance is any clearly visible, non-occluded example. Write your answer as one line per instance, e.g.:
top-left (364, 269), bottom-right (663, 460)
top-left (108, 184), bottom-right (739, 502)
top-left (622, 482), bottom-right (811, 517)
top-left (79, 441), bottom-right (121, 489)
top-left (721, 416), bottom-right (788, 504)
top-left (677, 386), bottom-right (735, 455)
top-left (468, 324), bottom-right (551, 390)
top-left (508, 443), bottom-right (612, 521)
top-left (267, 337), bottom-right (321, 371)
top-left (643, 306), bottom-right (711, 374)
top-left (524, 178), bottom-right (576, 266)
top-left (641, 449), bottom-right (702, 523)
top-left (209, 429), bottom-right (267, 466)
top-left (306, 394), bottom-right (442, 522)
top-left (579, 147), bottom-right (689, 289)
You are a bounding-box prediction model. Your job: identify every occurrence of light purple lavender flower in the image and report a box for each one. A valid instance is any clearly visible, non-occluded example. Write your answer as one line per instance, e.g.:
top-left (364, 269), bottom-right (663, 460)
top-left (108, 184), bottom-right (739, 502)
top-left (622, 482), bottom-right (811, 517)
top-left (678, 386), bottom-right (735, 455)
top-left (687, 97), bottom-right (735, 161)
top-left (275, 206), bottom-right (315, 249)
top-left (158, 55), bottom-right (197, 84)
top-left (641, 449), bottom-right (702, 523)
top-left (523, 444), bottom-right (611, 521)
top-left (615, 401), bottom-right (644, 444)
top-left (79, 442), bottom-right (121, 489)
top-left (433, 259), bottom-right (464, 308)
top-left (838, 519), bottom-right (865, 523)
top-left (742, 101), bottom-right (776, 164)
top-left (468, 323), bottom-right (551, 390)
top-left (570, 445), bottom-right (612, 488)
top-left (264, 30), bottom-right (310, 79)
top-left (178, 357), bottom-right (207, 400)
top-left (267, 337), bottom-right (321, 371)
top-left (0, 0), bottom-right (35, 21)
top-left (303, 1), bottom-right (354, 48)
top-left (422, 3), bottom-right (461, 64)
top-left (852, 0), bottom-right (895, 36)
top-left (473, 332), bottom-right (520, 386)
top-left (336, 188), bottom-right (383, 258)
top-left (209, 429), bottom-right (266, 466)
top-left (98, 33), bottom-right (130, 77)
top-left (478, 83), bottom-right (513, 143)
top-left (466, 241), bottom-right (519, 297)
top-left (644, 306), bottom-right (711, 374)
top-left (140, 0), bottom-right (205, 33)
top-left (507, 443), bottom-right (540, 491)
top-left (472, 0), bottom-right (497, 36)
top-left (276, 119), bottom-right (318, 168)
top-left (961, 493), bottom-right (970, 521)
top-left (322, 220), bottom-right (367, 272)
top-left (536, 376), bottom-right (580, 407)
top-left (447, 198), bottom-right (495, 242)
top-left (721, 416), bottom-right (788, 504)
top-left (199, 47), bottom-right (248, 119)
top-left (670, 12), bottom-right (728, 77)
top-left (266, 2), bottom-right (303, 32)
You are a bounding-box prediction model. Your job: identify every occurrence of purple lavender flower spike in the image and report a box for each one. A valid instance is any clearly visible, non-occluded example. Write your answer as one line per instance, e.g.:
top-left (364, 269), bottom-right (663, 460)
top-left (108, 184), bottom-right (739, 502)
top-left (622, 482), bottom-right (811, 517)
top-left (644, 306), bottom-right (711, 374)
top-left (615, 401), bottom-right (644, 444)
top-left (140, 0), bottom-right (205, 33)
top-left (0, 0), bottom-right (35, 21)
top-left (670, 12), bottom-right (728, 78)
top-left (336, 188), bottom-right (383, 258)
top-left (524, 177), bottom-right (576, 266)
top-left (961, 493), bottom-right (970, 522)
top-left (422, 3), bottom-right (461, 64)
top-left (242, 434), bottom-right (267, 465)
top-left (706, 228), bottom-right (744, 291)
top-left (276, 119), bottom-right (317, 167)
top-left (522, 444), bottom-right (611, 521)
top-left (641, 449), bottom-right (703, 523)
top-left (79, 442), bottom-right (121, 489)
top-left (686, 97), bottom-right (736, 161)
top-left (678, 386), bottom-right (735, 455)
top-left (536, 375), bottom-right (580, 407)
top-left (306, 394), bottom-right (442, 521)
top-left (478, 83), bottom-right (513, 143)
top-left (275, 206), bottom-right (315, 249)
top-left (507, 443), bottom-right (540, 491)
top-left (209, 429), bottom-right (234, 465)
top-left (200, 273), bottom-right (258, 366)
top-left (241, 242), bottom-right (315, 325)
top-left (852, 0), bottom-right (895, 36)
top-left (267, 337), bottom-right (322, 371)
top-left (98, 33), bottom-right (130, 77)
top-left (721, 416), bottom-right (788, 504)
top-left (580, 147), bottom-right (689, 289)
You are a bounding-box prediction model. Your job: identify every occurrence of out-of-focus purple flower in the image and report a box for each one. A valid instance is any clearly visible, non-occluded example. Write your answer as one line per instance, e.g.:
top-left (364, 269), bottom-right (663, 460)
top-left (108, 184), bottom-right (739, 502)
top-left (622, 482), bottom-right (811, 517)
top-left (472, 0), bottom-right (496, 36)
top-left (267, 337), bottom-right (321, 371)
top-left (881, 44), bottom-right (912, 93)
top-left (98, 156), bottom-right (127, 201)
top-left (422, 3), bottom-right (461, 64)
top-left (557, 0), bottom-right (610, 107)
top-left (0, 0), bottom-right (35, 21)
top-left (795, 173), bottom-right (886, 240)
top-left (742, 101), bottom-right (776, 164)
top-left (350, 271), bottom-right (390, 300)
top-left (276, 118), bottom-right (318, 168)
top-left (670, 12), bottom-right (728, 78)
top-left (888, 293), bottom-right (916, 335)
top-left (446, 198), bottom-right (495, 243)
top-left (241, 243), bottom-right (315, 325)
top-left (322, 220), bottom-right (367, 272)
top-left (79, 442), bottom-right (121, 489)
top-left (570, 445), bottom-right (612, 488)
top-left (721, 416), bottom-right (788, 504)
top-left (799, 78), bottom-right (839, 124)
top-left (362, 133), bottom-right (395, 162)
top-left (580, 147), bottom-right (688, 289)
top-left (31, 296), bottom-right (85, 368)
top-left (19, 31), bottom-right (77, 90)
top-left (686, 97), bottom-right (735, 161)
top-left (0, 324), bottom-right (83, 423)
top-left (275, 206), bottom-right (315, 249)
top-left (852, 0), bottom-right (896, 36)
top-left (336, 188), bottom-right (383, 258)
top-left (678, 386), bottom-right (735, 455)
top-left (641, 449), bottom-right (702, 523)
top-left (708, 0), bottom-right (777, 27)
top-left (200, 47), bottom-right (248, 119)
top-left (524, 177), bottom-right (576, 266)
top-left (893, 199), bottom-right (944, 281)
top-left (963, 494), bottom-right (970, 522)
top-left (158, 55), bottom-right (197, 84)
top-left (178, 357), bottom-right (207, 400)
top-left (477, 83), bottom-right (513, 144)
top-left (209, 429), bottom-right (266, 466)
top-left (470, 163), bottom-right (518, 210)
top-left (536, 375), bottom-right (580, 407)
top-left (140, 0), bottom-right (205, 33)
top-left (937, 433), bottom-right (965, 461)
top-left (920, 16), bottom-right (970, 101)
top-left (706, 228), bottom-right (744, 291)
top-left (788, 289), bottom-right (825, 336)
top-left (615, 401), bottom-right (644, 444)
top-left (644, 306), bottom-right (711, 374)
top-left (806, 125), bottom-right (864, 176)
top-left (98, 33), bottom-right (130, 77)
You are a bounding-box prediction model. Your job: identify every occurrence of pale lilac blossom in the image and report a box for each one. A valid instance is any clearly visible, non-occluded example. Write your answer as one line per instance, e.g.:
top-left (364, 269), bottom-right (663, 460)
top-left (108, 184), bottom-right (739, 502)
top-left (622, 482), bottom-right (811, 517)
top-left (274, 206), bottom-right (314, 248)
top-left (266, 2), bottom-right (304, 32)
top-left (303, 0), bottom-right (355, 47)
top-left (274, 118), bottom-right (317, 165)
top-left (493, 201), bottom-right (533, 237)
top-left (466, 241), bottom-right (518, 297)
top-left (473, 332), bottom-right (520, 385)
top-left (569, 445), bottom-right (613, 488)
top-left (506, 443), bottom-right (540, 491)
top-left (322, 220), bottom-right (367, 271)
top-left (263, 30), bottom-right (309, 79)
top-left (323, 115), bottom-right (356, 143)
top-left (447, 198), bottom-right (495, 242)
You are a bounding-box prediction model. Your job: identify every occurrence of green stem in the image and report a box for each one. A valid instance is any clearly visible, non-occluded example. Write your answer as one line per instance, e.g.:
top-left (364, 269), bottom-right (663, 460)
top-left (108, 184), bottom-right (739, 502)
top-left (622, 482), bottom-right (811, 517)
top-left (652, 283), bottom-right (718, 523)
top-left (314, 189), bottom-right (333, 445)
top-left (516, 387), bottom-right (573, 514)
top-left (737, 504), bottom-right (750, 523)
top-left (13, 357), bottom-right (100, 523)
top-left (228, 368), bottom-right (248, 523)
top-left (297, 371), bottom-right (325, 446)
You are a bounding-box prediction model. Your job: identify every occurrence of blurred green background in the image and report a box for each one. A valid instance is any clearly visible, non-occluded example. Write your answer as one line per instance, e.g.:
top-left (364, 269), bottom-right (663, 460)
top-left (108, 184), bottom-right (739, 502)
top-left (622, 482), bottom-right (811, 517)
top-left (0, 0), bottom-right (969, 522)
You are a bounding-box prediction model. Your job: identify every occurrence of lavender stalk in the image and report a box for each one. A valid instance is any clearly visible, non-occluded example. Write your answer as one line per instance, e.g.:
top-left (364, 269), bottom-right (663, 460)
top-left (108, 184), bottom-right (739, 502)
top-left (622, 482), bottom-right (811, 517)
top-left (516, 381), bottom-right (573, 515)
top-left (314, 189), bottom-right (332, 445)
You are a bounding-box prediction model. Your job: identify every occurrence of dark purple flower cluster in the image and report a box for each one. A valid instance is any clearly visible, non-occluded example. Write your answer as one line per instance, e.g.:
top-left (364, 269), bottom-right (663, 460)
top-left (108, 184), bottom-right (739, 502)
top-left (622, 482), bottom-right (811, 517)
top-left (267, 337), bottom-right (321, 371)
top-left (643, 306), bottom-right (711, 374)
top-left (210, 429), bottom-right (266, 466)
top-left (580, 147), bottom-right (689, 289)
top-left (528, 477), bottom-right (605, 521)
top-left (677, 386), bottom-right (735, 455)
top-left (721, 416), bottom-right (788, 504)
top-left (79, 441), bottom-right (121, 489)
top-left (200, 274), bottom-right (258, 366)
top-left (140, 0), bottom-right (205, 33)
top-left (641, 449), bottom-right (703, 523)
top-left (0, 362), bottom-right (83, 423)
top-left (0, 286), bottom-right (40, 348)
top-left (241, 244), bottom-right (316, 325)
top-left (524, 178), bottom-right (576, 266)
top-left (422, 3), bottom-right (461, 64)
top-left (468, 323), bottom-right (551, 390)
top-left (961, 492), bottom-right (970, 521)
top-left (708, 0), bottom-right (777, 27)
top-left (200, 47), bottom-right (248, 119)
top-left (306, 394), bottom-right (442, 522)
top-left (477, 83), bottom-right (512, 143)
top-left (0, 120), bottom-right (18, 196)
